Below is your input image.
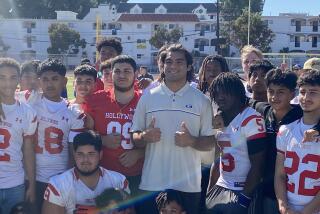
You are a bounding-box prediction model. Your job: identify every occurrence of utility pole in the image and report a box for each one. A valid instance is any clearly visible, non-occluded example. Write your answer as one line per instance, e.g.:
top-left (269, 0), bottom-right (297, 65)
top-left (216, 0), bottom-right (220, 55)
top-left (247, 0), bottom-right (251, 45)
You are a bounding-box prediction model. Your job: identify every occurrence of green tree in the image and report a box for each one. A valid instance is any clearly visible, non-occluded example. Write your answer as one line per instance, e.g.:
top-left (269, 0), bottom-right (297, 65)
top-left (149, 27), bottom-right (183, 49)
top-left (222, 9), bottom-right (274, 52)
top-left (220, 0), bottom-right (264, 21)
top-left (47, 23), bottom-right (86, 55)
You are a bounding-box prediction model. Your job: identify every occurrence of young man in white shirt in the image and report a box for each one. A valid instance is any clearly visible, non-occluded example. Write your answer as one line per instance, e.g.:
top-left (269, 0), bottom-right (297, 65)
top-left (275, 69), bottom-right (320, 214)
top-left (0, 58), bottom-right (37, 214)
top-left (42, 130), bottom-right (129, 214)
top-left (131, 44), bottom-right (215, 213)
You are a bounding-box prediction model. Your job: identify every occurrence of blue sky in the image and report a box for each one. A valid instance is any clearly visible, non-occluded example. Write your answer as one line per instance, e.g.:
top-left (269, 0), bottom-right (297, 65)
top-left (127, 0), bottom-right (320, 16)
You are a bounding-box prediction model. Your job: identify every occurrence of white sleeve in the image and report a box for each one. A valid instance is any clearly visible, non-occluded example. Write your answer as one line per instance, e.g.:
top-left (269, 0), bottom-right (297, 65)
top-left (43, 178), bottom-right (65, 207)
top-left (242, 114), bottom-right (267, 140)
top-left (23, 105), bottom-right (37, 137)
top-left (276, 125), bottom-right (287, 154)
top-left (69, 111), bottom-right (86, 143)
top-left (200, 97), bottom-right (215, 136)
top-left (130, 95), bottom-right (147, 133)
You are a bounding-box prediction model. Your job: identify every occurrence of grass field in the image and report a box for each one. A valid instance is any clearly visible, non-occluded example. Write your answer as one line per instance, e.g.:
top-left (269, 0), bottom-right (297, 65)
top-left (66, 73), bottom-right (75, 99)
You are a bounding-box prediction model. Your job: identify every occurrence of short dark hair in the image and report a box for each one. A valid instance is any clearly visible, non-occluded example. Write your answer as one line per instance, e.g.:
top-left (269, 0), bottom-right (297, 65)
top-left (111, 55), bottom-right (137, 72)
top-left (95, 188), bottom-right (130, 210)
top-left (297, 69), bottom-right (320, 88)
top-left (160, 43), bottom-right (194, 82)
top-left (74, 64), bottom-right (97, 80)
top-left (0, 57), bottom-right (20, 76)
top-left (38, 58), bottom-right (66, 77)
top-left (210, 72), bottom-right (247, 105)
top-left (100, 59), bottom-right (112, 71)
top-left (198, 55), bottom-right (230, 93)
top-left (80, 58), bottom-right (91, 65)
top-left (21, 60), bottom-right (41, 77)
top-left (249, 60), bottom-right (274, 79)
top-left (265, 68), bottom-right (297, 91)
top-left (73, 131), bottom-right (102, 152)
top-left (96, 37), bottom-right (123, 54)
top-left (156, 190), bottom-right (185, 212)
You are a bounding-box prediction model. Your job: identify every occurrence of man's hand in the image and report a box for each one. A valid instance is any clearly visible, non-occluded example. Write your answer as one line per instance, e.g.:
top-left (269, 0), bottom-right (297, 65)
top-left (213, 114), bottom-right (224, 129)
top-left (175, 122), bottom-right (195, 147)
top-left (119, 149), bottom-right (144, 168)
top-left (142, 117), bottom-right (161, 143)
top-left (25, 185), bottom-right (36, 203)
top-left (101, 133), bottom-right (122, 149)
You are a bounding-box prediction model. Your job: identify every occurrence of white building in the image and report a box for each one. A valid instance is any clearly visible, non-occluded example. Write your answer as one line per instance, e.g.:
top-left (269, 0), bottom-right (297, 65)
top-left (0, 3), bottom-right (319, 69)
top-left (0, 3), bottom-right (217, 70)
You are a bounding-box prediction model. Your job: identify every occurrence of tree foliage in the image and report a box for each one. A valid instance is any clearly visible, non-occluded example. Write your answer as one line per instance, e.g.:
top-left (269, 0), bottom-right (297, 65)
top-left (149, 27), bottom-right (183, 49)
top-left (222, 9), bottom-right (274, 52)
top-left (220, 0), bottom-right (264, 20)
top-left (0, 0), bottom-right (128, 19)
top-left (47, 23), bottom-right (86, 55)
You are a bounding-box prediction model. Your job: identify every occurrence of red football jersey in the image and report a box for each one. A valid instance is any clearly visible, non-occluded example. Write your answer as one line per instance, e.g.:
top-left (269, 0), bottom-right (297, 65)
top-left (83, 90), bottom-right (143, 176)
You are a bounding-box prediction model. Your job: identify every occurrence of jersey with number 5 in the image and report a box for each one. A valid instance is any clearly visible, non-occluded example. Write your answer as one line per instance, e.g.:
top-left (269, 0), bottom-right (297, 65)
top-left (31, 96), bottom-right (85, 183)
top-left (216, 107), bottom-right (266, 191)
top-left (83, 90), bottom-right (143, 176)
top-left (0, 101), bottom-right (37, 188)
top-left (277, 119), bottom-right (320, 209)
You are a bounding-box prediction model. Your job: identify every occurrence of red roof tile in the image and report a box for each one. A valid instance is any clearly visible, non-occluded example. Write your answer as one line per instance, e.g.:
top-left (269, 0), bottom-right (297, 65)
top-left (118, 14), bottom-right (199, 22)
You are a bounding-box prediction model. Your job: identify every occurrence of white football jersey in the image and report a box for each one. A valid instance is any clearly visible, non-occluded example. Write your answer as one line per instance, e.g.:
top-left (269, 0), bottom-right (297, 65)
top-left (15, 90), bottom-right (41, 106)
top-left (277, 119), bottom-right (320, 211)
top-left (44, 167), bottom-right (129, 214)
top-left (0, 101), bottom-right (37, 188)
top-left (30, 95), bottom-right (85, 183)
top-left (216, 107), bottom-right (266, 191)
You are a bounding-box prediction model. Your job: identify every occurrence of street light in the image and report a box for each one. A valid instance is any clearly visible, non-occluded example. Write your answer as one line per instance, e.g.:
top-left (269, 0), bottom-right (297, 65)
top-left (247, 0), bottom-right (251, 45)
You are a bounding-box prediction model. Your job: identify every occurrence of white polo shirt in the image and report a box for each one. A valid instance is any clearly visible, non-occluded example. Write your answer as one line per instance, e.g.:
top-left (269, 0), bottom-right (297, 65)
top-left (131, 82), bottom-right (214, 192)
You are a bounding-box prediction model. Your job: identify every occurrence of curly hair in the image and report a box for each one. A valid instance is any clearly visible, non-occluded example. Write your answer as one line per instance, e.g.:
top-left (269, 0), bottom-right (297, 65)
top-left (74, 64), bottom-right (97, 80)
top-left (38, 58), bottom-right (66, 77)
top-left (96, 37), bottom-right (123, 54)
top-left (198, 55), bottom-right (229, 94)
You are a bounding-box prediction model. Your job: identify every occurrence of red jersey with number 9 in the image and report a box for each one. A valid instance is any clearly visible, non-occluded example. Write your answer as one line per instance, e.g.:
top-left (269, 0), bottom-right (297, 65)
top-left (83, 90), bottom-right (143, 176)
top-left (277, 119), bottom-right (320, 209)
top-left (0, 101), bottom-right (37, 188)
top-left (216, 107), bottom-right (266, 191)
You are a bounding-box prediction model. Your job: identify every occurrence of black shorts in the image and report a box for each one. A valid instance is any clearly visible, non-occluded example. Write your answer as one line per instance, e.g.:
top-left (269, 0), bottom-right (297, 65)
top-left (206, 185), bottom-right (248, 214)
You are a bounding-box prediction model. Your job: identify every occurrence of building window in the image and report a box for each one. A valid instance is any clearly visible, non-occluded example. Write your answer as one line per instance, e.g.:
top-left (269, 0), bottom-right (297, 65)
top-left (210, 15), bottom-right (214, 19)
top-left (25, 36), bottom-right (35, 48)
top-left (195, 23), bottom-right (210, 31)
top-left (93, 23), bottom-right (106, 30)
top-left (169, 24), bottom-right (175, 29)
top-left (296, 21), bottom-right (301, 32)
top-left (312, 36), bottom-right (318, 47)
top-left (137, 24), bottom-right (142, 29)
top-left (312, 21), bottom-right (318, 32)
top-left (295, 36), bottom-right (300, 47)
top-left (137, 54), bottom-right (143, 59)
top-left (108, 23), bottom-right (121, 30)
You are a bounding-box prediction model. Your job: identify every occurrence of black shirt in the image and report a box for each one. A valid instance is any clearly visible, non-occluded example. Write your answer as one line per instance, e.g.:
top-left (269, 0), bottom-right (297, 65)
top-left (248, 98), bottom-right (303, 199)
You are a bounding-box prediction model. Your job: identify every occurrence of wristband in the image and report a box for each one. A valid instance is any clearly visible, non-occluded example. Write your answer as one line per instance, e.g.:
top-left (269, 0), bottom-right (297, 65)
top-left (237, 192), bottom-right (251, 208)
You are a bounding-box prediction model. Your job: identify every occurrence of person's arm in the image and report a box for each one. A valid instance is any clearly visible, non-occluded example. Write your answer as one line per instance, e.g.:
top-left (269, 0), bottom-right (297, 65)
top-left (302, 191), bottom-right (320, 214)
top-left (175, 122), bottom-right (214, 151)
top-left (42, 200), bottom-right (65, 214)
top-left (23, 137), bottom-right (36, 203)
top-left (274, 152), bottom-right (290, 214)
top-left (119, 148), bottom-right (145, 168)
top-left (132, 117), bottom-right (161, 148)
top-left (242, 148), bottom-right (265, 197)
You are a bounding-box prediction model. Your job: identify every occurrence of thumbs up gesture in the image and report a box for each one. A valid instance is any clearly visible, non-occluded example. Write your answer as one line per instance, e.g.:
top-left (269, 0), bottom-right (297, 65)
top-left (175, 122), bottom-right (195, 147)
top-left (142, 117), bottom-right (161, 143)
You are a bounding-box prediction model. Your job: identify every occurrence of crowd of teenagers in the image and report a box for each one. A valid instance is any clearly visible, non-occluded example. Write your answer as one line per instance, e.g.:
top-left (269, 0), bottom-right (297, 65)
top-left (0, 37), bottom-right (320, 214)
